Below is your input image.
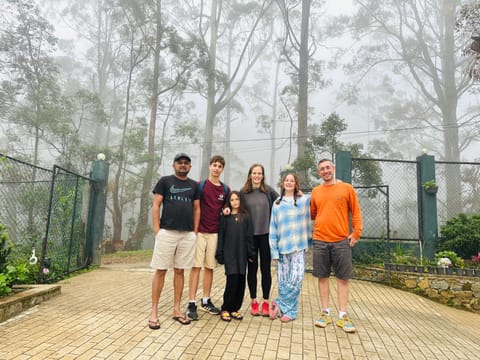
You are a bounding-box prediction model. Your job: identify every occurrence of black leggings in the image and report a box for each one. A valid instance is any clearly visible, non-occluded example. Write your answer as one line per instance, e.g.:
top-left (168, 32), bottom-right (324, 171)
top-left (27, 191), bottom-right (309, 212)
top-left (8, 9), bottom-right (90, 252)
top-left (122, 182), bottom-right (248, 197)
top-left (247, 233), bottom-right (271, 300)
top-left (221, 274), bottom-right (246, 313)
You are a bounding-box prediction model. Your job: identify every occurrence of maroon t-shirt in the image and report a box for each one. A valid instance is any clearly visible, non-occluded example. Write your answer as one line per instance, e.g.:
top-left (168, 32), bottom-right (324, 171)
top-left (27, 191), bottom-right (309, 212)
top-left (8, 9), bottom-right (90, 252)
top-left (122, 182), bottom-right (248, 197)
top-left (198, 179), bottom-right (229, 233)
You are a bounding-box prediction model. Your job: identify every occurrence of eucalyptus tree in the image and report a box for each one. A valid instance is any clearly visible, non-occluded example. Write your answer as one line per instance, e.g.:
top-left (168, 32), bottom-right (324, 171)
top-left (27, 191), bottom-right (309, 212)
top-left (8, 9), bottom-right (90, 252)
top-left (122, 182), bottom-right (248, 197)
top-left (105, 0), bottom-right (151, 248)
top-left (246, 48), bottom-right (286, 186)
top-left (48, 0), bottom-right (203, 249)
top-left (275, 0), bottom-right (330, 186)
top-left (127, 0), bottom-right (205, 249)
top-left (49, 89), bottom-right (108, 170)
top-left (0, 0), bottom-right (62, 166)
top-left (341, 0), bottom-right (478, 217)
top-left (190, 0), bottom-right (275, 178)
top-left (56, 0), bottom-right (125, 148)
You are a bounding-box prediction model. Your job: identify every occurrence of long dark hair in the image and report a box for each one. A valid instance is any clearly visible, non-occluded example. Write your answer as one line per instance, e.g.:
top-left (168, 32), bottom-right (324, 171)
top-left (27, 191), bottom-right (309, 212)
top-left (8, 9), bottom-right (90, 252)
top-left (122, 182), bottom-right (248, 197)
top-left (275, 172), bottom-right (301, 206)
top-left (242, 163), bottom-right (268, 193)
top-left (225, 191), bottom-right (248, 220)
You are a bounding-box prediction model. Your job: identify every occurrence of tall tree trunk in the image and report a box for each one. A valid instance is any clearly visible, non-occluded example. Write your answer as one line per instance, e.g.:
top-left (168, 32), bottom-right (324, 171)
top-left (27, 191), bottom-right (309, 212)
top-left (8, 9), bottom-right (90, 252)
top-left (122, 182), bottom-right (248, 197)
top-left (111, 18), bottom-right (147, 247)
top-left (224, 26), bottom-right (234, 185)
top-left (202, 0), bottom-right (219, 179)
top-left (129, 0), bottom-right (162, 250)
top-left (441, 0), bottom-right (462, 218)
top-left (94, 0), bottom-right (108, 147)
top-left (269, 58), bottom-right (281, 186)
top-left (297, 0), bottom-right (311, 185)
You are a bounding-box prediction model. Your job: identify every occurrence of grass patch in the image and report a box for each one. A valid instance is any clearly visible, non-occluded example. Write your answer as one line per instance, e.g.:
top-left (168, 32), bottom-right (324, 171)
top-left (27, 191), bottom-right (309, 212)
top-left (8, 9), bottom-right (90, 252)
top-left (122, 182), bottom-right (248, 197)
top-left (101, 250), bottom-right (153, 264)
top-left (104, 250), bottom-right (153, 258)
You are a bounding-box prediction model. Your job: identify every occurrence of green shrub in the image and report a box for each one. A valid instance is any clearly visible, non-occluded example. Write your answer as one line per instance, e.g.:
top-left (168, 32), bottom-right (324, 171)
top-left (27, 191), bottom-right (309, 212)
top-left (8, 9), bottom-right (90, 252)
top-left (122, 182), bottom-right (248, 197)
top-left (0, 224), bottom-right (13, 273)
top-left (0, 273), bottom-right (12, 296)
top-left (0, 263), bottom-right (36, 298)
top-left (437, 213), bottom-right (480, 259)
top-left (352, 240), bottom-right (389, 266)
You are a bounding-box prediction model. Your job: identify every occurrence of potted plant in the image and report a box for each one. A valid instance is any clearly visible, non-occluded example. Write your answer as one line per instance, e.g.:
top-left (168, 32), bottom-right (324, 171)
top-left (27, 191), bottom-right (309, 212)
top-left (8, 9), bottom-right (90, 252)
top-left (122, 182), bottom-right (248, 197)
top-left (422, 180), bottom-right (438, 194)
top-left (470, 251), bottom-right (480, 277)
top-left (435, 251), bottom-right (464, 275)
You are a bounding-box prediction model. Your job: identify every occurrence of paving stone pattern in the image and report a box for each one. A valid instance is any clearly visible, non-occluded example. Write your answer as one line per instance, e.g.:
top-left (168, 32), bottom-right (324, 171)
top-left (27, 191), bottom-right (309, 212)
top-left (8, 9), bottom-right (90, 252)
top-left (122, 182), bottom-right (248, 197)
top-left (0, 263), bottom-right (479, 359)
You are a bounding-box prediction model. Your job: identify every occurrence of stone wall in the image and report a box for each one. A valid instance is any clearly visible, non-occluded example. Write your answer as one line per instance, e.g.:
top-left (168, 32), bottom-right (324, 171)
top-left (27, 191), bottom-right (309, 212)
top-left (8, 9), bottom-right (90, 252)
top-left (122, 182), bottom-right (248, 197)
top-left (0, 284), bottom-right (61, 323)
top-left (354, 266), bottom-right (480, 313)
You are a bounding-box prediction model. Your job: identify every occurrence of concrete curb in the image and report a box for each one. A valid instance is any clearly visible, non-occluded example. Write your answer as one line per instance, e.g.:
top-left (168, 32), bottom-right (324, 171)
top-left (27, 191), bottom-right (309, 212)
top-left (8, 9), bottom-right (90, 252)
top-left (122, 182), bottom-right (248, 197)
top-left (0, 284), bottom-right (61, 322)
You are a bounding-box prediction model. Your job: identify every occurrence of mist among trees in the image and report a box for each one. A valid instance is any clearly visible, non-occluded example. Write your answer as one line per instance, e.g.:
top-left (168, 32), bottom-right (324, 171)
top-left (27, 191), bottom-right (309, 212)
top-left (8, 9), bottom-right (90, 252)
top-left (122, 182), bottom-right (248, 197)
top-left (1, 0), bottom-right (478, 248)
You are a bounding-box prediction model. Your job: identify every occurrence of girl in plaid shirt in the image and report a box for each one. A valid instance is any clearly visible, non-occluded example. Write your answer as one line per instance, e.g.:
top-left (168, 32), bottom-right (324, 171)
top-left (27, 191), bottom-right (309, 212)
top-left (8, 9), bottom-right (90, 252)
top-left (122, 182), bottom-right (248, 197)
top-left (268, 172), bottom-right (311, 322)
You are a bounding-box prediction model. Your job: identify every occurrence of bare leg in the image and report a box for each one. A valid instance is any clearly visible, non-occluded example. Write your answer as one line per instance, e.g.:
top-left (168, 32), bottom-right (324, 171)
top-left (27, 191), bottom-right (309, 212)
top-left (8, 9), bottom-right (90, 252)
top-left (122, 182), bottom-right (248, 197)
top-left (203, 268), bottom-right (213, 298)
top-left (318, 277), bottom-right (330, 309)
top-left (150, 269), bottom-right (167, 321)
top-left (188, 267), bottom-right (201, 301)
top-left (173, 268), bottom-right (185, 317)
top-left (337, 278), bottom-right (349, 313)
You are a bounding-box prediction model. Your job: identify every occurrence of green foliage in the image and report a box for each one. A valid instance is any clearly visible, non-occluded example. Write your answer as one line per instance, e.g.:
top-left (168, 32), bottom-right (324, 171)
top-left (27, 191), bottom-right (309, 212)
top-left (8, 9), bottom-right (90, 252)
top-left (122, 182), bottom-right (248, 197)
top-left (0, 224), bottom-right (13, 273)
top-left (0, 274), bottom-right (12, 296)
top-left (352, 240), bottom-right (389, 266)
top-left (0, 0), bottom-right (62, 165)
top-left (309, 112), bottom-right (347, 160)
top-left (0, 223), bottom-right (40, 297)
top-left (435, 250), bottom-right (464, 268)
top-left (391, 242), bottom-right (419, 265)
top-left (437, 213), bottom-right (480, 258)
top-left (295, 112), bottom-right (383, 190)
top-left (350, 147), bottom-right (383, 191)
top-left (422, 180), bottom-right (438, 190)
top-left (0, 263), bottom-right (38, 298)
top-left (5, 263), bottom-right (31, 284)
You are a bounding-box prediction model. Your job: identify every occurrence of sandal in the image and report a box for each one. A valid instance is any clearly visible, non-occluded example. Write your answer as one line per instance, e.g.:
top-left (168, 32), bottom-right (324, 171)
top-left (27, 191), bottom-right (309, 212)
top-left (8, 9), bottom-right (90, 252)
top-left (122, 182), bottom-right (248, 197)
top-left (280, 315), bottom-right (292, 323)
top-left (269, 301), bottom-right (280, 320)
top-left (220, 311), bottom-right (231, 322)
top-left (148, 319), bottom-right (161, 330)
top-left (172, 315), bottom-right (191, 325)
top-left (230, 311), bottom-right (243, 320)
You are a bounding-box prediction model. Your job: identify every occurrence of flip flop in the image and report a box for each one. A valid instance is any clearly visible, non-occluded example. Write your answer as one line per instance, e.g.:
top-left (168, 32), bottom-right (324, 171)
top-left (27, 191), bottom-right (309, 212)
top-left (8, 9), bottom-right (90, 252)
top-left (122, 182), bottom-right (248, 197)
top-left (230, 311), bottom-right (243, 320)
top-left (148, 319), bottom-right (161, 330)
top-left (172, 315), bottom-right (191, 325)
top-left (220, 311), bottom-right (231, 322)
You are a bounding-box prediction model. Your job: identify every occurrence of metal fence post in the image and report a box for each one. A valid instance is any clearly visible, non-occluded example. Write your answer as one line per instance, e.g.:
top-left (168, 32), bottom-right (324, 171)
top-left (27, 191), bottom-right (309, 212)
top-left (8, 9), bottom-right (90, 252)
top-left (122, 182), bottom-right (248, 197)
top-left (416, 154), bottom-right (438, 260)
top-left (86, 157), bottom-right (109, 266)
top-left (336, 150), bottom-right (352, 183)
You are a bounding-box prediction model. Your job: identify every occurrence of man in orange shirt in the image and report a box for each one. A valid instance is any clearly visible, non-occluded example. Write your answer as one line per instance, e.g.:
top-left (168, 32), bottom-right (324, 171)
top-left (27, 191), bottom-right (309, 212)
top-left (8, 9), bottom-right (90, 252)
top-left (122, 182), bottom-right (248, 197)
top-left (310, 158), bottom-right (362, 333)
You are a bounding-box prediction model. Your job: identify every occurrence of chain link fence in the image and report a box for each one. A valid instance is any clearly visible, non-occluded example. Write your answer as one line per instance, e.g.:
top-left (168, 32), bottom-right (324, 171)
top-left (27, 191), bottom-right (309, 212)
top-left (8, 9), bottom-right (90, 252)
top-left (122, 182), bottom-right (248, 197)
top-left (43, 166), bottom-right (92, 280)
top-left (436, 160), bottom-right (480, 227)
top-left (350, 158), bottom-right (420, 266)
top-left (0, 154), bottom-right (93, 282)
top-left (352, 158), bottom-right (419, 242)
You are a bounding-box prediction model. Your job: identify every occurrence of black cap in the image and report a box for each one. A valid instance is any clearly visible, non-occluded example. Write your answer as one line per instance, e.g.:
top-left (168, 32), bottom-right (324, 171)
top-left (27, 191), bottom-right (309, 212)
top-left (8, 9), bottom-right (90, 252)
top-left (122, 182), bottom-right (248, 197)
top-left (174, 153), bottom-right (191, 162)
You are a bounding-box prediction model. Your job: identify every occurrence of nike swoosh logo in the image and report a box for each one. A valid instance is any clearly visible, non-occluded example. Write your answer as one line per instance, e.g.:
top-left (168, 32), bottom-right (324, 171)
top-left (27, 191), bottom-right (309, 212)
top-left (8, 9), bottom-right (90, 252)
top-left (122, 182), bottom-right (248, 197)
top-left (170, 185), bottom-right (192, 194)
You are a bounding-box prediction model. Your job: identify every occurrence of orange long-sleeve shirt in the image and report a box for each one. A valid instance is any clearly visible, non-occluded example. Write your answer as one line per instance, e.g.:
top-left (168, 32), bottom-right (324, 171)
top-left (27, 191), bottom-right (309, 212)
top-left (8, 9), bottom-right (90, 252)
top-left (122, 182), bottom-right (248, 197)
top-left (310, 181), bottom-right (362, 242)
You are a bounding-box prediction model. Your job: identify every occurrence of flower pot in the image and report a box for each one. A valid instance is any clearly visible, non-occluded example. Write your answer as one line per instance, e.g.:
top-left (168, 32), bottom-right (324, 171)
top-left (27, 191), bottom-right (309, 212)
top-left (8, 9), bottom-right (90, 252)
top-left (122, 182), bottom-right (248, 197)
top-left (397, 264), bottom-right (406, 272)
top-left (464, 268), bottom-right (475, 277)
top-left (455, 268), bottom-right (464, 276)
top-left (437, 266), bottom-right (450, 275)
top-left (427, 266), bottom-right (436, 274)
top-left (407, 265), bottom-right (416, 272)
top-left (384, 263), bottom-right (394, 271)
